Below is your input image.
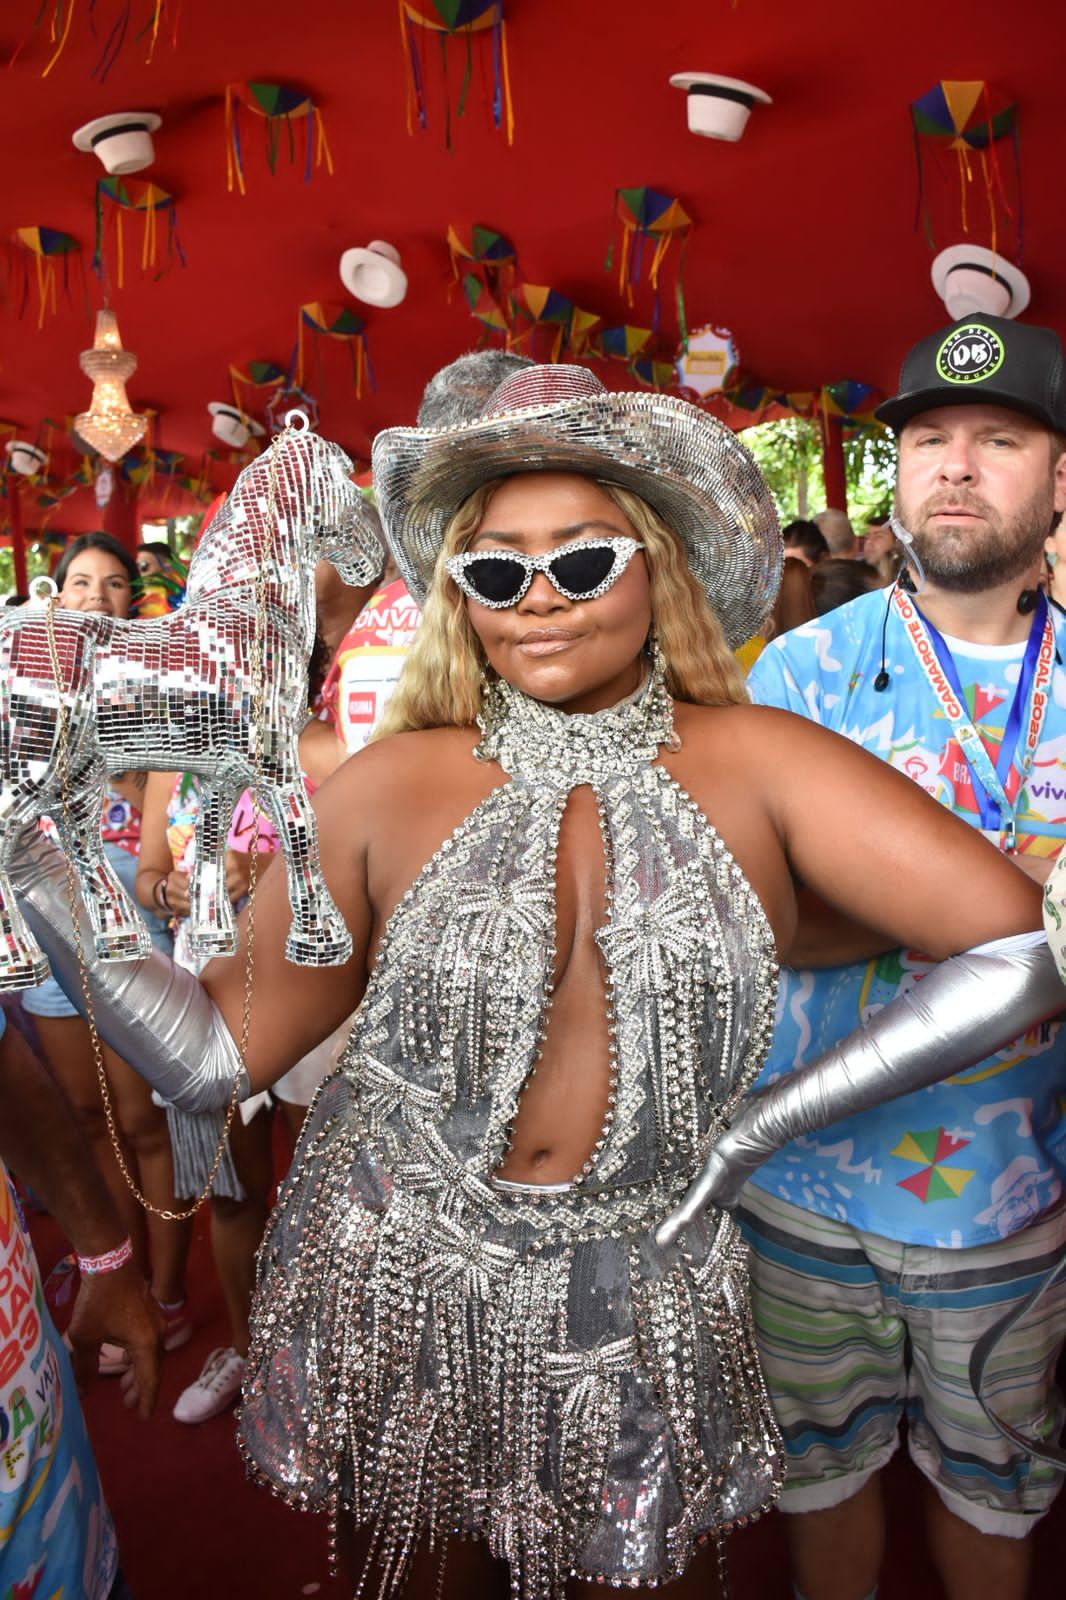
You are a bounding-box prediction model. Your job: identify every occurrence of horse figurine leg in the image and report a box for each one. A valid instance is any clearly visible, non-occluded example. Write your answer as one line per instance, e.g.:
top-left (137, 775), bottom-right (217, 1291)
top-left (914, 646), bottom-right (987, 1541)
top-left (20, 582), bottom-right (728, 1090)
top-left (0, 810), bottom-right (53, 990)
top-left (184, 779), bottom-right (240, 961)
top-left (260, 765), bottom-right (352, 966)
top-left (55, 770), bottom-right (153, 963)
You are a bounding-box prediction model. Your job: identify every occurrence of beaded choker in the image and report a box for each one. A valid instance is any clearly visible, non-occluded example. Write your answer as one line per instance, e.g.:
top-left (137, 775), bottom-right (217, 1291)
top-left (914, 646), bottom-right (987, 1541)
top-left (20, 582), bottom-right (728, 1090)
top-left (474, 648), bottom-right (678, 787)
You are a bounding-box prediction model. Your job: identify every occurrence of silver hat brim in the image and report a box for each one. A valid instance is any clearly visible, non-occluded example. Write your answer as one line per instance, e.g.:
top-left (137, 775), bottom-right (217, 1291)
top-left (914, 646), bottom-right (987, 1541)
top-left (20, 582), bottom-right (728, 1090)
top-left (372, 391), bottom-right (782, 651)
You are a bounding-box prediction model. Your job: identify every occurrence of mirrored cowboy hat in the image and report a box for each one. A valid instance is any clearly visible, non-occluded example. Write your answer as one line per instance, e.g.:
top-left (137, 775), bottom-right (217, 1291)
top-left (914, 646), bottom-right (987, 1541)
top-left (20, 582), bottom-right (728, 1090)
top-left (372, 364), bottom-right (782, 649)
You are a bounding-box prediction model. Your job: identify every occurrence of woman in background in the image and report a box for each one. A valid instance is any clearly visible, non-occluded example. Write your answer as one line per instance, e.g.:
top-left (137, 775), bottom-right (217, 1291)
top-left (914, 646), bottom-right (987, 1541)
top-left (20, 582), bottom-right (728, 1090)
top-left (22, 532), bottom-right (192, 1361)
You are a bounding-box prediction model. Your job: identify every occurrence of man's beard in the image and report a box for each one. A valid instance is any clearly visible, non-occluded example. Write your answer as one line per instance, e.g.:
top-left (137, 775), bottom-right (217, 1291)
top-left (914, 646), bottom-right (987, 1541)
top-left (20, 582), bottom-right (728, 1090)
top-left (895, 481), bottom-right (1055, 593)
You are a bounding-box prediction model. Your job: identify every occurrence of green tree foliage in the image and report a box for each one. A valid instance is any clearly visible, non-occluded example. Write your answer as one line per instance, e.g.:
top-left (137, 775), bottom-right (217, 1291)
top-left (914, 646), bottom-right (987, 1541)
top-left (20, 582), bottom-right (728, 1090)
top-left (0, 543), bottom-right (53, 599)
top-left (742, 418), bottom-right (897, 529)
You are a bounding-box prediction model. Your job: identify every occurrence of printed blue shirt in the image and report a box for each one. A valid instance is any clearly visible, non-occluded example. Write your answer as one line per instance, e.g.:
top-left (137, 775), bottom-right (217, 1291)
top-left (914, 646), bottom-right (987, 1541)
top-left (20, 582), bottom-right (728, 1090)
top-left (747, 589), bottom-right (1066, 1247)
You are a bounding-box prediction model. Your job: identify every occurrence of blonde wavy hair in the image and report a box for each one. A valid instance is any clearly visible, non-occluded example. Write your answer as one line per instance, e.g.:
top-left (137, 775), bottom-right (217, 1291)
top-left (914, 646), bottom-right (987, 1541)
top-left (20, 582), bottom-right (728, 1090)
top-left (374, 477), bottom-right (749, 739)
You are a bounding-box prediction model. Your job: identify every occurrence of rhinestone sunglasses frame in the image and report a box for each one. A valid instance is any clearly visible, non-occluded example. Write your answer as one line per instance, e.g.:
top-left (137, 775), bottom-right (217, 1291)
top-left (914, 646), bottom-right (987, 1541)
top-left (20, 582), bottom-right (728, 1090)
top-left (445, 535), bottom-right (642, 609)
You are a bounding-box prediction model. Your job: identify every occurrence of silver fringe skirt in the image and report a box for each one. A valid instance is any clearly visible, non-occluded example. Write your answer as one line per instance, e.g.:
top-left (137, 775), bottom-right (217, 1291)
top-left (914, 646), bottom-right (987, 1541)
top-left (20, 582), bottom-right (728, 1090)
top-left (239, 1071), bottom-right (782, 1598)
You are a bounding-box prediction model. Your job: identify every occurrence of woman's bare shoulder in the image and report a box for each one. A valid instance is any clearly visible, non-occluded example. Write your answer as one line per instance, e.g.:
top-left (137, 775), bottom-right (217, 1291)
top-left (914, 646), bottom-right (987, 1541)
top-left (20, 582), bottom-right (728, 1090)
top-left (318, 725), bottom-right (482, 810)
top-left (669, 699), bottom-right (889, 810)
top-left (355, 723), bottom-right (479, 768)
top-left (672, 698), bottom-right (832, 752)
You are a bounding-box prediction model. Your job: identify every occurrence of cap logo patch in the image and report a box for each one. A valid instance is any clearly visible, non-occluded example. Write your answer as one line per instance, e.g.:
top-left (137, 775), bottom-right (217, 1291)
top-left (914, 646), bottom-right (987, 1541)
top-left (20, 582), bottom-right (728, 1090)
top-left (936, 323), bottom-right (1005, 385)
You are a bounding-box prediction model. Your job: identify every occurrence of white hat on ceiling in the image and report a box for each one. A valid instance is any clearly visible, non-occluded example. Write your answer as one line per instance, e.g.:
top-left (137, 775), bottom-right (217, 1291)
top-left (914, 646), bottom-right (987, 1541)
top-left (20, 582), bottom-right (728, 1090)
top-left (669, 72), bottom-right (772, 141)
top-left (72, 111), bottom-right (162, 175)
top-left (208, 403), bottom-right (265, 450)
top-left (931, 245), bottom-right (1031, 321)
top-left (339, 240), bottom-right (408, 308)
top-left (4, 440), bottom-right (47, 477)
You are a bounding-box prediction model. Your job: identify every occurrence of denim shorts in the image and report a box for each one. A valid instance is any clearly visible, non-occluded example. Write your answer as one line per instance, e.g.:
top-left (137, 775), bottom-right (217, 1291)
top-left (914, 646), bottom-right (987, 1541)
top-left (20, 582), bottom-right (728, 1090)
top-left (21, 842), bottom-right (171, 1019)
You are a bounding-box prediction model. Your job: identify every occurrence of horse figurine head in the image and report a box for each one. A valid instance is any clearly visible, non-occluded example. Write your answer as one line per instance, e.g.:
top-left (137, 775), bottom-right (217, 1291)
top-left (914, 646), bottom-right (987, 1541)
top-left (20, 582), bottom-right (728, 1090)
top-left (185, 414), bottom-right (383, 605)
top-left (0, 417), bottom-right (385, 991)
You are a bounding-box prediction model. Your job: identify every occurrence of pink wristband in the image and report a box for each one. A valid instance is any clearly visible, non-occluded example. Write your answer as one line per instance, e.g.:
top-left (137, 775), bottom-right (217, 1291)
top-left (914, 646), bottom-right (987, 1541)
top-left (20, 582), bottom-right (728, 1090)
top-left (76, 1237), bottom-right (134, 1277)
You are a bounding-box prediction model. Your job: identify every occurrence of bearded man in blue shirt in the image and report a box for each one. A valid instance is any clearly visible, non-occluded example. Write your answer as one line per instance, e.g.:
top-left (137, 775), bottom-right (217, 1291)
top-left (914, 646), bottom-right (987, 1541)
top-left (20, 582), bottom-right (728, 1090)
top-left (742, 314), bottom-right (1066, 1600)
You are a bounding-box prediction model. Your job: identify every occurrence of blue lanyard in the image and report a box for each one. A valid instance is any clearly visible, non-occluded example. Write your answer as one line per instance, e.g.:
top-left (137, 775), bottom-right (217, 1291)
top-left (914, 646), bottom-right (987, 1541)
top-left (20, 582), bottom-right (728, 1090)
top-left (895, 587), bottom-right (1053, 849)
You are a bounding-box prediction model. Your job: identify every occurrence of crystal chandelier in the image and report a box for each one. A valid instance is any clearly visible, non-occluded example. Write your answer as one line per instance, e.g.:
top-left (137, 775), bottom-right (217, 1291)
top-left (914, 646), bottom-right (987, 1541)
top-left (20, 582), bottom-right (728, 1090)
top-left (74, 308), bottom-right (148, 463)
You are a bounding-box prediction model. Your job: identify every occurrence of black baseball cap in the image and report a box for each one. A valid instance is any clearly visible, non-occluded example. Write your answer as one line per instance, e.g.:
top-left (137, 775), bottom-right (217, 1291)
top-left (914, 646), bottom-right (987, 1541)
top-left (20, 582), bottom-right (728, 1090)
top-left (876, 314), bottom-right (1066, 433)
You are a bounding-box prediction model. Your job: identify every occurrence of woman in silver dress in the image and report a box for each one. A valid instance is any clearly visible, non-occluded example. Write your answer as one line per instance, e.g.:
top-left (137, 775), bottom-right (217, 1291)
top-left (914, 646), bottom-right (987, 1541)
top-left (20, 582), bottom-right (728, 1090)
top-left (13, 366), bottom-right (1061, 1599)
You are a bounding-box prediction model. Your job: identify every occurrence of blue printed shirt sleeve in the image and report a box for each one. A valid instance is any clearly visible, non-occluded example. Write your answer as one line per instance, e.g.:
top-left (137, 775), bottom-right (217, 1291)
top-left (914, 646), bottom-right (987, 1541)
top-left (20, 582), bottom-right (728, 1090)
top-left (748, 626), bottom-right (830, 723)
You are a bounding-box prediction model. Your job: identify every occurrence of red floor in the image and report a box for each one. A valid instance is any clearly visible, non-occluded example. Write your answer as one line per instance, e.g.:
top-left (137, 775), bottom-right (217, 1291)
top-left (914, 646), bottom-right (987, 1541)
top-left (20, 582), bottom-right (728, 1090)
top-left (29, 1200), bottom-right (1066, 1599)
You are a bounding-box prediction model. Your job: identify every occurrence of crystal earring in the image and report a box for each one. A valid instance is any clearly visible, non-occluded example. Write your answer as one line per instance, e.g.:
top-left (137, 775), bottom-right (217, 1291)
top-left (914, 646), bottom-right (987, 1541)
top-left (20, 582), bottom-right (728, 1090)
top-left (475, 659), bottom-right (505, 742)
top-left (646, 629), bottom-right (681, 751)
top-left (646, 628), bottom-right (668, 689)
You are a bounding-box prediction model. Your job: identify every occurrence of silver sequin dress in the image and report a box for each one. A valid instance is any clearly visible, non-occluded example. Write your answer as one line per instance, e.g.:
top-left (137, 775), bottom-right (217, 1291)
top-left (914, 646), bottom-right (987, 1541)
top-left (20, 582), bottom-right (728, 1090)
top-left (239, 671), bottom-right (783, 1597)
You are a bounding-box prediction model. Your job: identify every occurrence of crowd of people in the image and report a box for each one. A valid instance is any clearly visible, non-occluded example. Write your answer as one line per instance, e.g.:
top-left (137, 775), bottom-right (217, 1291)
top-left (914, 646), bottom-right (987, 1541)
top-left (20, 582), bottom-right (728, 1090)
top-left (3, 313), bottom-right (1066, 1600)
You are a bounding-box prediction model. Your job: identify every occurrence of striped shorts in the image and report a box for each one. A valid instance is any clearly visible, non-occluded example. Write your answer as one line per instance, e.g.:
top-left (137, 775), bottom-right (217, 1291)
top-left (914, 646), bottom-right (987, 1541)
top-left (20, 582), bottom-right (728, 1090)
top-left (739, 1186), bottom-right (1066, 1536)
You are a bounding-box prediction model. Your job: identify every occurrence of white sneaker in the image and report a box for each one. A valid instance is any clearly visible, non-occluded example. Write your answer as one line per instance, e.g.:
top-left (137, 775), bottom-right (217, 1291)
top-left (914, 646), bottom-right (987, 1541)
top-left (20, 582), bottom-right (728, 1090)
top-left (172, 1347), bottom-right (246, 1424)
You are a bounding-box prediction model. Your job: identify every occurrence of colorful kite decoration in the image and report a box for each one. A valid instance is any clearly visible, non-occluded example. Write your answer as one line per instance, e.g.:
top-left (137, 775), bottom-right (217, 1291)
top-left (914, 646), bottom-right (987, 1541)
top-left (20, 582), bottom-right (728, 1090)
top-left (225, 82), bottom-right (335, 196)
top-left (720, 378), bottom-right (778, 422)
top-left (595, 324), bottom-right (656, 363)
top-left (119, 444), bottom-right (183, 490)
top-left (228, 360), bottom-right (287, 421)
top-left (607, 188), bottom-right (692, 341)
top-left (10, 1), bottom-right (179, 81)
top-left (566, 307), bottom-right (602, 361)
top-left (399, 2), bottom-right (515, 147)
top-left (296, 304), bottom-right (374, 399)
top-left (447, 223), bottom-right (517, 295)
top-left (820, 380), bottom-right (882, 428)
top-left (92, 179), bottom-right (185, 288)
top-left (910, 81), bottom-right (1021, 254)
top-left (778, 390), bottom-right (817, 418)
top-left (507, 285), bottom-right (574, 362)
top-left (630, 358), bottom-right (680, 392)
top-left (11, 228), bottom-right (84, 328)
top-left (463, 273), bottom-right (511, 339)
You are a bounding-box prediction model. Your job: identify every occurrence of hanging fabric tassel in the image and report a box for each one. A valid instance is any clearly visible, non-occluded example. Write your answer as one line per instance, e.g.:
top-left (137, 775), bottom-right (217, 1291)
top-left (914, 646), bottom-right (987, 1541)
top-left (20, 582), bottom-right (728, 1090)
top-left (609, 188), bottom-right (691, 342)
top-left (42, 0), bottom-right (78, 79)
top-left (225, 84), bottom-right (246, 195)
top-left (459, 29), bottom-right (473, 118)
top-left (441, 29), bottom-right (452, 152)
top-left (314, 108), bottom-right (335, 176)
top-left (145, 0), bottom-right (165, 62)
top-left (225, 83), bottom-right (335, 193)
top-left (956, 143), bottom-right (971, 235)
top-left (676, 235), bottom-right (689, 354)
top-left (14, 228), bottom-right (82, 327)
top-left (91, 0), bottom-right (131, 83)
top-left (398, 3), bottom-right (514, 145)
top-left (398, 0), bottom-right (427, 134)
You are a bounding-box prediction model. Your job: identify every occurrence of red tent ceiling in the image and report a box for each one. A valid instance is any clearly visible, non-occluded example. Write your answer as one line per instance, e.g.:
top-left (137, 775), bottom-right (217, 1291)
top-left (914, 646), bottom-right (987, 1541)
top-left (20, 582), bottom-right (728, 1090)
top-left (1, 0), bottom-right (1061, 535)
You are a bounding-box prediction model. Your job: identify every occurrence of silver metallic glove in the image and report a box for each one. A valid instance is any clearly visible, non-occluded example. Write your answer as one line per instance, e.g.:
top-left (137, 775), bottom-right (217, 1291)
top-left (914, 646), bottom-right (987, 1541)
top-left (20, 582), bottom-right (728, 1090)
top-left (657, 932), bottom-right (1065, 1247)
top-left (12, 828), bottom-right (248, 1113)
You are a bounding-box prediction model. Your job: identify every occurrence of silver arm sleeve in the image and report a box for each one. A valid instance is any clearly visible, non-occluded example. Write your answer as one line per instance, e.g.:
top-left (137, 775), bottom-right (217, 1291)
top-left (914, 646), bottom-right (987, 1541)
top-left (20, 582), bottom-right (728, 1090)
top-left (657, 933), bottom-right (1066, 1246)
top-left (12, 828), bottom-right (249, 1113)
